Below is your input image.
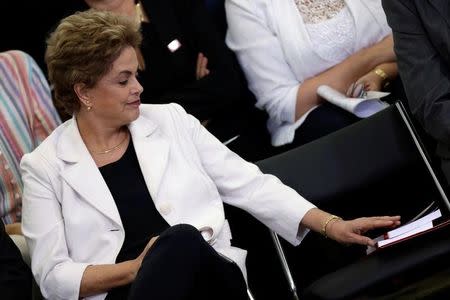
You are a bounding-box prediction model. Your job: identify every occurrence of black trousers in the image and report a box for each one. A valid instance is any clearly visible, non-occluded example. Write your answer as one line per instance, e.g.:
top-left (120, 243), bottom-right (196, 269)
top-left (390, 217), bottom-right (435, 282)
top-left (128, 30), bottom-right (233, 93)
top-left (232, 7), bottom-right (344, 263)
top-left (128, 224), bottom-right (248, 300)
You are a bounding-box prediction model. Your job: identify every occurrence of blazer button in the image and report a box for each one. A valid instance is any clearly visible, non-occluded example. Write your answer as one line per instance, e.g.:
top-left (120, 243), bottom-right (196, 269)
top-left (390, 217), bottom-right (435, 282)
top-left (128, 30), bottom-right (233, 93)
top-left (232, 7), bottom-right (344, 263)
top-left (159, 203), bottom-right (172, 215)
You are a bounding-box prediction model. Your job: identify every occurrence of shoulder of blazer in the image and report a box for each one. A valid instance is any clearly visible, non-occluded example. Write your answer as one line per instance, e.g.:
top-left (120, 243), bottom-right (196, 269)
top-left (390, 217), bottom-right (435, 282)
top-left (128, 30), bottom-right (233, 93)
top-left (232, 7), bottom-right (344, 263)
top-left (20, 122), bottom-right (69, 179)
top-left (137, 103), bottom-right (192, 129)
top-left (139, 103), bottom-right (186, 117)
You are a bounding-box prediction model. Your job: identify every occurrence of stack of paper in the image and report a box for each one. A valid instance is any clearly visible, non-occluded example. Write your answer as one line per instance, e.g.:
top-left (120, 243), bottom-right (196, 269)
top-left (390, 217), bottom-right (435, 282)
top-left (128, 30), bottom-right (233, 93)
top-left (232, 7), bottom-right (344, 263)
top-left (367, 209), bottom-right (442, 254)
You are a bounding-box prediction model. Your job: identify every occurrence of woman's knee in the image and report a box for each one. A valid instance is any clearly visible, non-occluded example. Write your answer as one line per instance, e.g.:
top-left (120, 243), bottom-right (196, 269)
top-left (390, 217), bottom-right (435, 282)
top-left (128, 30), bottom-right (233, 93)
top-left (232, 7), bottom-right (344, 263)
top-left (144, 224), bottom-right (209, 261)
top-left (161, 224), bottom-right (205, 244)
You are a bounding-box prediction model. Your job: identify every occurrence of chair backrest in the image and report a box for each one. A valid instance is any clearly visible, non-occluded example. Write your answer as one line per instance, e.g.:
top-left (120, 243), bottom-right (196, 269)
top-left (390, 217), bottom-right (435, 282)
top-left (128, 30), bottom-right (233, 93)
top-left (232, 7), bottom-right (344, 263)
top-left (257, 102), bottom-right (450, 220)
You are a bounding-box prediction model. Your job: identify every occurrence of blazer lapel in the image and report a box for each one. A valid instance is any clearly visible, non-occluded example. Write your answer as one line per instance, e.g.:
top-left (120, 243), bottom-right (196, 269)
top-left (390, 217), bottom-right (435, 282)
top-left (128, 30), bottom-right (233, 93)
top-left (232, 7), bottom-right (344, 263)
top-left (56, 118), bottom-right (123, 227)
top-left (128, 115), bottom-right (170, 200)
top-left (425, 0), bottom-right (450, 61)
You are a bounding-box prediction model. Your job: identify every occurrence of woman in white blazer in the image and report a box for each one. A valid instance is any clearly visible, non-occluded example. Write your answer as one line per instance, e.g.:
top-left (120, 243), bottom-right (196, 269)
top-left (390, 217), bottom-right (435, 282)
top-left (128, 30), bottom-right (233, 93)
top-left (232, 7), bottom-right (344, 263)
top-left (20, 9), bottom-right (400, 300)
top-left (226, 0), bottom-right (398, 148)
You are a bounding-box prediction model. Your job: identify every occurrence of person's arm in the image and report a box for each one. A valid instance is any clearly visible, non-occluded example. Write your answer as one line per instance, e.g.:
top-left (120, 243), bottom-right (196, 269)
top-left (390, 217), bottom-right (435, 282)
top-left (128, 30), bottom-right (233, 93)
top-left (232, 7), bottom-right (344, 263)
top-left (295, 36), bottom-right (396, 119)
top-left (226, 0), bottom-right (395, 125)
top-left (20, 152), bottom-right (155, 299)
top-left (348, 62), bottom-right (398, 97)
top-left (383, 0), bottom-right (450, 145)
top-left (79, 236), bottom-right (157, 297)
top-left (21, 153), bottom-right (93, 299)
top-left (78, 262), bottom-right (137, 297)
top-left (170, 103), bottom-right (399, 246)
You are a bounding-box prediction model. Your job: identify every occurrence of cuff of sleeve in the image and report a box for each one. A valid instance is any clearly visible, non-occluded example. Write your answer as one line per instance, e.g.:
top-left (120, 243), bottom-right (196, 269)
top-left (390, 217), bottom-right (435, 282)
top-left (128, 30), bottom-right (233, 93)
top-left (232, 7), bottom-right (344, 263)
top-left (277, 200), bottom-right (316, 246)
top-left (46, 262), bottom-right (90, 299)
top-left (294, 205), bottom-right (317, 246)
top-left (279, 85), bottom-right (300, 124)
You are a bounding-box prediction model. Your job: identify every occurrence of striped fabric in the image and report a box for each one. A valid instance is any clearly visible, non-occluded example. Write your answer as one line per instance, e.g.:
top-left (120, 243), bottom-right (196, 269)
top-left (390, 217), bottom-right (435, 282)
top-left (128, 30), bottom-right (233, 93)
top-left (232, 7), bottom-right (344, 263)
top-left (0, 50), bottom-right (61, 224)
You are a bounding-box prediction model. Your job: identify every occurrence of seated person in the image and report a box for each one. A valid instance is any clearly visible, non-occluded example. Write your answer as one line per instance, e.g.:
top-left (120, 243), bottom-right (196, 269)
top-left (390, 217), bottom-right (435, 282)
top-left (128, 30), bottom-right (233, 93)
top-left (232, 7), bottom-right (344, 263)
top-left (20, 10), bottom-right (400, 300)
top-left (4, 0), bottom-right (273, 161)
top-left (382, 0), bottom-right (450, 186)
top-left (225, 0), bottom-right (398, 150)
top-left (0, 50), bottom-right (61, 225)
top-left (0, 219), bottom-right (32, 300)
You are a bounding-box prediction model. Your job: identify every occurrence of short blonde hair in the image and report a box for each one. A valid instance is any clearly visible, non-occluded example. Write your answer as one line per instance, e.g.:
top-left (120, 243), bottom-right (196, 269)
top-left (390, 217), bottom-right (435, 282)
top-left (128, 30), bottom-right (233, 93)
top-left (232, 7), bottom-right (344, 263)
top-left (45, 9), bottom-right (142, 114)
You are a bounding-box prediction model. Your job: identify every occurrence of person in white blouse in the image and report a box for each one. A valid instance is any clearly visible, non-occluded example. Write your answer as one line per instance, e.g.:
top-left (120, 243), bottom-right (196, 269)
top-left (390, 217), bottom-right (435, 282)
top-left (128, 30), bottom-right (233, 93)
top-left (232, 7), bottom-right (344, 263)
top-left (226, 0), bottom-right (398, 148)
top-left (20, 9), bottom-right (400, 300)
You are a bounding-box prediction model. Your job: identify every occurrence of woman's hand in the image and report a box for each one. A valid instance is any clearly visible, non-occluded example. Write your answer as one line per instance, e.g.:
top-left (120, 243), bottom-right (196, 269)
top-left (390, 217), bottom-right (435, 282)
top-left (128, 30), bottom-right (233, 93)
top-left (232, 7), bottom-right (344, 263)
top-left (347, 62), bottom-right (398, 97)
top-left (325, 216), bottom-right (401, 247)
top-left (347, 71), bottom-right (384, 97)
top-left (196, 52), bottom-right (210, 80)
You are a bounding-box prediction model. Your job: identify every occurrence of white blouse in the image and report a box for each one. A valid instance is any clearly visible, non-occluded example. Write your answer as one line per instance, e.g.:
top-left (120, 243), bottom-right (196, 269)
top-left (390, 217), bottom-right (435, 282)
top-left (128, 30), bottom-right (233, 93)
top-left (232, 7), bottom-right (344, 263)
top-left (305, 7), bottom-right (356, 63)
top-left (295, 0), bottom-right (346, 24)
top-left (226, 0), bottom-right (391, 146)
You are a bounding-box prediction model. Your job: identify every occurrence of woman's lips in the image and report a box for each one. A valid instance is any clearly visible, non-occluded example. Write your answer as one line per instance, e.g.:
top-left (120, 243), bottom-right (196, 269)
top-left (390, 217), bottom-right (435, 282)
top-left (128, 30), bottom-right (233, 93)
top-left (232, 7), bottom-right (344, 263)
top-left (127, 99), bottom-right (141, 107)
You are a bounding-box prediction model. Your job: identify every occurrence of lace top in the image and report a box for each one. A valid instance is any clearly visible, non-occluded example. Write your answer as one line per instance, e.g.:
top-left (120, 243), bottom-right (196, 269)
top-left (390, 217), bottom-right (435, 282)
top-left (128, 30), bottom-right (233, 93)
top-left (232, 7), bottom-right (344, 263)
top-left (304, 6), bottom-right (356, 63)
top-left (295, 0), bottom-right (346, 24)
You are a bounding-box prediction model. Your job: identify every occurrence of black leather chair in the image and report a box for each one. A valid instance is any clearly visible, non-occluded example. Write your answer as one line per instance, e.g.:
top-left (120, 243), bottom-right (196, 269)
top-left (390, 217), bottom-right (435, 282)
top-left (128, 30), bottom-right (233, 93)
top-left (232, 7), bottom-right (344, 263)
top-left (255, 102), bottom-right (450, 299)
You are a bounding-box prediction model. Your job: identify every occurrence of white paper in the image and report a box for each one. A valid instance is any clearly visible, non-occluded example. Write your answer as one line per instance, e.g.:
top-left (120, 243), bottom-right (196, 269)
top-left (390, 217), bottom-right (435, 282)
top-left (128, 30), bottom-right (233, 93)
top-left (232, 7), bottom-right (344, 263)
top-left (317, 85), bottom-right (389, 118)
top-left (386, 209), bottom-right (442, 239)
top-left (378, 222), bottom-right (433, 247)
top-left (366, 221), bottom-right (434, 255)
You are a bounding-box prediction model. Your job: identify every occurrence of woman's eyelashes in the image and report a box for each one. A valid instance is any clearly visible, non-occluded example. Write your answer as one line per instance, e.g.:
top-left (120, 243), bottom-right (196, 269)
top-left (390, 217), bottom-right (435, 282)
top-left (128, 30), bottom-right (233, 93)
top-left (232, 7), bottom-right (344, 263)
top-left (118, 72), bottom-right (139, 86)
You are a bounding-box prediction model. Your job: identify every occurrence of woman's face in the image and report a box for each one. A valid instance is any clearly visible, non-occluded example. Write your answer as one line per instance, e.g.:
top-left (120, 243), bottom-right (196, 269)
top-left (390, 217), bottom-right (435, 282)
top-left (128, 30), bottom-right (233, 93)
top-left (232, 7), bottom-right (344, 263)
top-left (86, 46), bottom-right (143, 127)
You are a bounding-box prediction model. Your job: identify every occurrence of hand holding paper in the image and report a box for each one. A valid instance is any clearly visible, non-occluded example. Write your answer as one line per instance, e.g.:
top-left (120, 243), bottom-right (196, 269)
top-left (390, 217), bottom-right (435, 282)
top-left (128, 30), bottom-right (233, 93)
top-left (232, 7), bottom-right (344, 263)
top-left (317, 85), bottom-right (389, 118)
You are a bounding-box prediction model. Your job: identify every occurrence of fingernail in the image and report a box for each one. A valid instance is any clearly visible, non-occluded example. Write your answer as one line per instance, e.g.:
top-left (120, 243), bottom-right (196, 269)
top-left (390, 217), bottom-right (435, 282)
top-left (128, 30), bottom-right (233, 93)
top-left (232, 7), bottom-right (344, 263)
top-left (347, 83), bottom-right (355, 96)
top-left (354, 84), bottom-right (363, 98)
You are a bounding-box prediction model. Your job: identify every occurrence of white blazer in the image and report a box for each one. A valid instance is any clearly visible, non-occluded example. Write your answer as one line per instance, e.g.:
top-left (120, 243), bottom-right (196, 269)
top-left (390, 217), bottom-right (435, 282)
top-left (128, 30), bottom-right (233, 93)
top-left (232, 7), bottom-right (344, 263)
top-left (225, 0), bottom-right (392, 146)
top-left (20, 104), bottom-right (315, 300)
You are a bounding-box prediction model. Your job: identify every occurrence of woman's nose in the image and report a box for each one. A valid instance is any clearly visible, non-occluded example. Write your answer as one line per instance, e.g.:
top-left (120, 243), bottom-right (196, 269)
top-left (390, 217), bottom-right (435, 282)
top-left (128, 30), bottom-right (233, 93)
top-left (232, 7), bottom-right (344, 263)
top-left (132, 77), bottom-right (144, 95)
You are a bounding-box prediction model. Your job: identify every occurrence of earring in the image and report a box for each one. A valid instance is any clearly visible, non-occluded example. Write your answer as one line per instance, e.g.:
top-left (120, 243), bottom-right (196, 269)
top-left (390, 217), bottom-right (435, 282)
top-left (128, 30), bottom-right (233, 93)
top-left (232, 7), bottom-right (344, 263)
top-left (85, 100), bottom-right (92, 111)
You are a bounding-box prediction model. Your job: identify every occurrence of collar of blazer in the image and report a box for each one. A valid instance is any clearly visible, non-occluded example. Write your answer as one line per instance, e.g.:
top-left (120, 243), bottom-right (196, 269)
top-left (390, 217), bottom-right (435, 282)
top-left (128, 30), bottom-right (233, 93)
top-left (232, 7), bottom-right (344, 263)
top-left (55, 113), bottom-right (170, 226)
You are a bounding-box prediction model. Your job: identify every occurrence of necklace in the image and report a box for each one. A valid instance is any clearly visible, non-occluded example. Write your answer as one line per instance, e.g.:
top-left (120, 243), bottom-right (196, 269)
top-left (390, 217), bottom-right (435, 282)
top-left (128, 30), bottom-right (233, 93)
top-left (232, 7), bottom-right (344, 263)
top-left (89, 132), bottom-right (129, 155)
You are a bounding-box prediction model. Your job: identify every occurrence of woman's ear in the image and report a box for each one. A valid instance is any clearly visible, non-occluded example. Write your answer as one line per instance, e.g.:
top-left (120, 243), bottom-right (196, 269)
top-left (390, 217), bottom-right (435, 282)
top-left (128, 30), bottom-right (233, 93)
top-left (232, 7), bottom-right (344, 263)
top-left (74, 83), bottom-right (91, 107)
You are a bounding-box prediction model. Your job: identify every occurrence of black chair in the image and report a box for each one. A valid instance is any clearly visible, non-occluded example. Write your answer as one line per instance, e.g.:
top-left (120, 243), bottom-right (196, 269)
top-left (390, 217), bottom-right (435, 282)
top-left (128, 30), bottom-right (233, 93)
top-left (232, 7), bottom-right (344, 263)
top-left (255, 102), bottom-right (450, 299)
